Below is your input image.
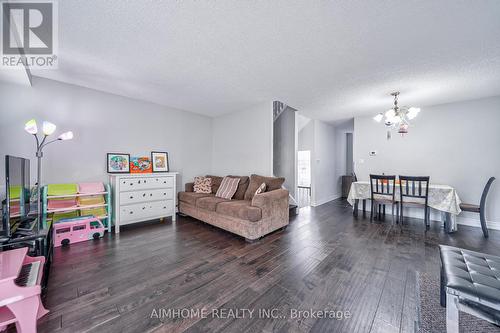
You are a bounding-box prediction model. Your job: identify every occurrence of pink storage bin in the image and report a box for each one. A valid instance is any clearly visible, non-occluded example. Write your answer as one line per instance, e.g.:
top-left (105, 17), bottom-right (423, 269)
top-left (9, 203), bottom-right (20, 215)
top-left (78, 182), bottom-right (105, 194)
top-left (48, 198), bottom-right (77, 210)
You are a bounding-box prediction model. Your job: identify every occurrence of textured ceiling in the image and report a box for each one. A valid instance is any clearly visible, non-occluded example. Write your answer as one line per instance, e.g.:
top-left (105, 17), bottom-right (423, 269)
top-left (32, 0), bottom-right (500, 120)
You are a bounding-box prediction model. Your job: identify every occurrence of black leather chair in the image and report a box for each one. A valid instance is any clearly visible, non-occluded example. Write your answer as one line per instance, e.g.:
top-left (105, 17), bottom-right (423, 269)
top-left (459, 177), bottom-right (495, 238)
top-left (369, 174), bottom-right (398, 223)
top-left (399, 176), bottom-right (430, 229)
top-left (439, 245), bottom-right (500, 332)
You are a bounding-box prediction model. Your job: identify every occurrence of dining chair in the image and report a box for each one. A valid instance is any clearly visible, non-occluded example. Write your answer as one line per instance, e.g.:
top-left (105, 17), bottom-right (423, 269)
top-left (399, 176), bottom-right (430, 229)
top-left (459, 177), bottom-right (496, 238)
top-left (352, 171), bottom-right (358, 182)
top-left (369, 174), bottom-right (398, 223)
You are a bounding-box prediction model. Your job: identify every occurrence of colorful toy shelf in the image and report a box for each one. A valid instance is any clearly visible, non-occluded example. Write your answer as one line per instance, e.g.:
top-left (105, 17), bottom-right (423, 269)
top-left (41, 182), bottom-right (112, 232)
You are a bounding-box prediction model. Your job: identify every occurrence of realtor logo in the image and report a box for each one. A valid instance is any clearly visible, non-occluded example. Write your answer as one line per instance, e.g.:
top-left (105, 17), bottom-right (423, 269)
top-left (1, 0), bottom-right (58, 68)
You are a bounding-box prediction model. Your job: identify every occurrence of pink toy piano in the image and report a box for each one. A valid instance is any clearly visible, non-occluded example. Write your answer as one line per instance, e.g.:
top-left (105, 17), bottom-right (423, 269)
top-left (0, 247), bottom-right (48, 332)
top-left (53, 216), bottom-right (105, 247)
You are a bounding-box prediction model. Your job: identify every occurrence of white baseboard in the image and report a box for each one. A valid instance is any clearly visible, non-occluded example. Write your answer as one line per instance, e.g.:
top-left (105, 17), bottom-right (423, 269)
top-left (457, 216), bottom-right (500, 231)
top-left (311, 193), bottom-right (341, 207)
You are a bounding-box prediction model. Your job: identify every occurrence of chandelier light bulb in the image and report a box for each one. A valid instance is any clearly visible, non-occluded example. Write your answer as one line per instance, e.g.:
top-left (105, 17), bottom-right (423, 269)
top-left (407, 107), bottom-right (421, 120)
top-left (373, 113), bottom-right (384, 122)
top-left (42, 121), bottom-right (57, 136)
top-left (385, 109), bottom-right (396, 118)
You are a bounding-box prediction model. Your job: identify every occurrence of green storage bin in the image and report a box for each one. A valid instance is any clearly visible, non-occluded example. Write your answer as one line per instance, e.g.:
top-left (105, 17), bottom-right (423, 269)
top-left (52, 210), bottom-right (79, 223)
top-left (47, 183), bottom-right (78, 196)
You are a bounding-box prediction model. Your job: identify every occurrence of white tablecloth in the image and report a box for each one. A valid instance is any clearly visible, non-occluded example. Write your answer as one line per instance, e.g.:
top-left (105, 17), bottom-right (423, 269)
top-left (347, 181), bottom-right (462, 215)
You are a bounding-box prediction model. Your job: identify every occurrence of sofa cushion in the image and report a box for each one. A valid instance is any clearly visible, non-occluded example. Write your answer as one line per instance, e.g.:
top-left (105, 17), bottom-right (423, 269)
top-left (215, 177), bottom-right (240, 199)
top-left (206, 175), bottom-right (223, 194)
top-left (178, 192), bottom-right (213, 206)
top-left (193, 176), bottom-right (212, 193)
top-left (244, 174), bottom-right (285, 201)
top-left (216, 200), bottom-right (262, 222)
top-left (196, 196), bottom-right (230, 211)
top-left (206, 175), bottom-right (249, 199)
top-left (227, 175), bottom-right (250, 200)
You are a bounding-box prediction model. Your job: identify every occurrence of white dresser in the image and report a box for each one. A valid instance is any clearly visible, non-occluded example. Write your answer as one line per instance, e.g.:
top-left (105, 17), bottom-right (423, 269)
top-left (110, 173), bottom-right (178, 233)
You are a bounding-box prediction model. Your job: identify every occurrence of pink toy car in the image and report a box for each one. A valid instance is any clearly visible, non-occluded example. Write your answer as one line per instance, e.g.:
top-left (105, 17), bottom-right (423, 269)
top-left (53, 216), bottom-right (105, 247)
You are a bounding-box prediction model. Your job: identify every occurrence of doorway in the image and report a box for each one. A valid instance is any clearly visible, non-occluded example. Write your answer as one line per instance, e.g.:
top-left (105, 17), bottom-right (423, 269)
top-left (297, 150), bottom-right (311, 207)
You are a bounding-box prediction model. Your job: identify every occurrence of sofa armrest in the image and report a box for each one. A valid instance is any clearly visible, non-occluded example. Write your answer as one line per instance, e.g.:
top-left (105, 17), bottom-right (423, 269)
top-left (185, 182), bottom-right (194, 192)
top-left (251, 189), bottom-right (289, 218)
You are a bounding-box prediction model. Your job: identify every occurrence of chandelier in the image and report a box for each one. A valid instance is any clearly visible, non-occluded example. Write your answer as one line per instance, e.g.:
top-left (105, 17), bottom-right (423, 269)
top-left (373, 92), bottom-right (420, 135)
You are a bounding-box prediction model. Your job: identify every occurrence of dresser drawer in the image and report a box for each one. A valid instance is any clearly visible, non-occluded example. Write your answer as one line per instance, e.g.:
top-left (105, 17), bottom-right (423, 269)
top-left (119, 176), bottom-right (174, 191)
top-left (119, 188), bottom-right (174, 205)
top-left (150, 200), bottom-right (174, 216)
top-left (120, 200), bottom-right (174, 223)
top-left (120, 202), bottom-right (149, 223)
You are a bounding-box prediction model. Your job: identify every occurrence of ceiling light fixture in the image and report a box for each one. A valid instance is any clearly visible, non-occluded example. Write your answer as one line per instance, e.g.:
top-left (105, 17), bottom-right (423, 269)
top-left (374, 92), bottom-right (420, 137)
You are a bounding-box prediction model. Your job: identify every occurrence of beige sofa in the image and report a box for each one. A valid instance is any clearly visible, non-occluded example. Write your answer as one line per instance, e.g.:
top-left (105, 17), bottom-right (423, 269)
top-left (178, 174), bottom-right (289, 241)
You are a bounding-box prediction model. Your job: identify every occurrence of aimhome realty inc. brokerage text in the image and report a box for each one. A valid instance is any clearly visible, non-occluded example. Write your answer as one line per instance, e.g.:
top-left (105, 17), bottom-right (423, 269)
top-left (150, 308), bottom-right (352, 320)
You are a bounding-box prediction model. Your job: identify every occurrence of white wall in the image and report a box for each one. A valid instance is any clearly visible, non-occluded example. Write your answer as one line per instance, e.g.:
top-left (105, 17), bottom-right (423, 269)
top-left (354, 96), bottom-right (500, 228)
top-left (211, 102), bottom-right (273, 176)
top-left (273, 105), bottom-right (297, 199)
top-left (0, 77), bottom-right (213, 193)
top-left (312, 120), bottom-right (338, 206)
top-left (334, 119), bottom-right (354, 195)
top-left (298, 118), bottom-right (314, 152)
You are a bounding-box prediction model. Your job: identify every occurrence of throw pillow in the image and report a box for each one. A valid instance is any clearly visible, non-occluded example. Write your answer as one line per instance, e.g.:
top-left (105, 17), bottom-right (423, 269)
top-left (193, 176), bottom-right (212, 194)
top-left (205, 175), bottom-right (223, 193)
top-left (227, 175), bottom-right (250, 200)
top-left (254, 182), bottom-right (267, 196)
top-left (215, 177), bottom-right (240, 199)
top-left (244, 174), bottom-right (285, 200)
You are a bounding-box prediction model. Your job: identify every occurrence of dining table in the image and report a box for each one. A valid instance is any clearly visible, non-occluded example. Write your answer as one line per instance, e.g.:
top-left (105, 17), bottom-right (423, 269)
top-left (347, 181), bottom-right (462, 233)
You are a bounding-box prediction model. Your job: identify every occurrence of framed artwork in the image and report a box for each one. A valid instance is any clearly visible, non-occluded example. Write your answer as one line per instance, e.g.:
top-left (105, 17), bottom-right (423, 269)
top-left (130, 156), bottom-right (153, 173)
top-left (107, 153), bottom-right (130, 173)
top-left (151, 151), bottom-right (169, 172)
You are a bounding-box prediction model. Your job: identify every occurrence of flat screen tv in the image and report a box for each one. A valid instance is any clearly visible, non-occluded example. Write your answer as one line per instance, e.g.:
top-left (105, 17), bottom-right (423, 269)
top-left (2, 155), bottom-right (30, 238)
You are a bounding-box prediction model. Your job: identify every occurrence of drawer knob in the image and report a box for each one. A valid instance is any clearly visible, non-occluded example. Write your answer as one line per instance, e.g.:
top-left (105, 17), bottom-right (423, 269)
top-left (130, 196), bottom-right (133, 199)
top-left (130, 183), bottom-right (133, 186)
top-left (150, 194), bottom-right (153, 196)
top-left (138, 180), bottom-right (141, 184)
top-left (163, 193), bottom-right (166, 195)
top-left (129, 211), bottom-right (133, 214)
top-left (142, 207), bottom-right (146, 210)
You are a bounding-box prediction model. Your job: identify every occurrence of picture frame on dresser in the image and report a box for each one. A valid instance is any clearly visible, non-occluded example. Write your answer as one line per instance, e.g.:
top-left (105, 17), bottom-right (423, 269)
top-left (130, 156), bottom-right (153, 173)
top-left (151, 151), bottom-right (169, 172)
top-left (107, 153), bottom-right (130, 173)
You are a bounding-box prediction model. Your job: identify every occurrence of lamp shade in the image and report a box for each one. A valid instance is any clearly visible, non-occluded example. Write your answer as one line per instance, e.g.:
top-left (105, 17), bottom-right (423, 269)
top-left (24, 119), bottom-right (38, 134)
top-left (58, 131), bottom-right (74, 141)
top-left (42, 121), bottom-right (57, 135)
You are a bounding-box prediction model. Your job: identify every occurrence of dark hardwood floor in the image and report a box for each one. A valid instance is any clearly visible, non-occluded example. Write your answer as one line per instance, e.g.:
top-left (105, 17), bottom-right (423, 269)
top-left (38, 199), bottom-right (500, 333)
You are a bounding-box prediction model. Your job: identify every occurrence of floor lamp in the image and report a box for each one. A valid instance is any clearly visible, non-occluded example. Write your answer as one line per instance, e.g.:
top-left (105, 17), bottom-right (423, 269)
top-left (24, 119), bottom-right (73, 228)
